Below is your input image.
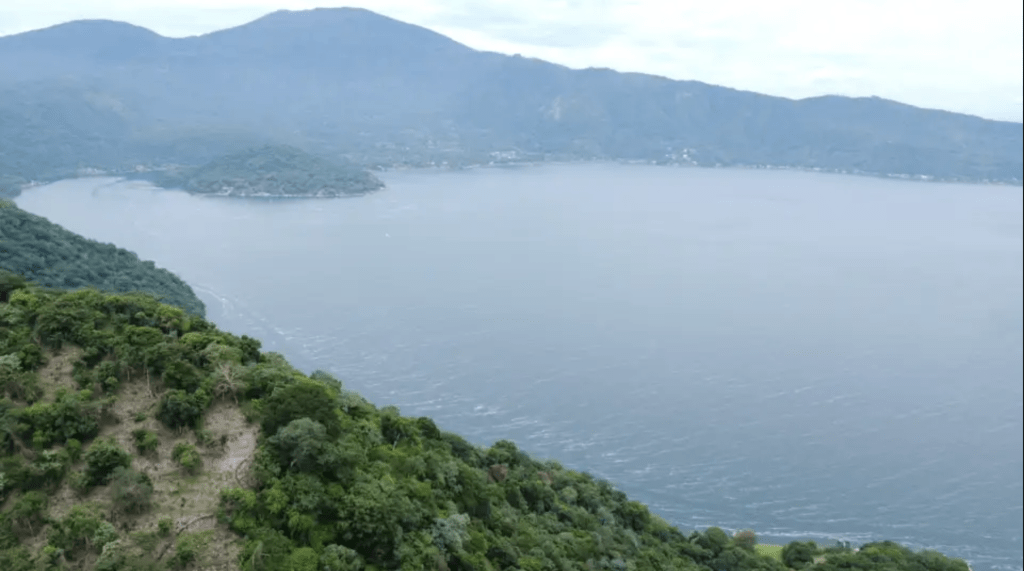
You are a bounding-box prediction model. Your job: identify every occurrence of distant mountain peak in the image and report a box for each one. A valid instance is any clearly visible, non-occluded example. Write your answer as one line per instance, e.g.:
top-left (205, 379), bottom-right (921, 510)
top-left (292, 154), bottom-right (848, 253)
top-left (202, 6), bottom-right (469, 54)
top-left (3, 19), bottom-right (165, 42)
top-left (0, 19), bottom-right (168, 57)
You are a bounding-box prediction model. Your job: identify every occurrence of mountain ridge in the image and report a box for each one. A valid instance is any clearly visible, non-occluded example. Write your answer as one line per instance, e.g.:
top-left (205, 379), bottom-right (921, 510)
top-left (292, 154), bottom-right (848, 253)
top-left (0, 7), bottom-right (1020, 189)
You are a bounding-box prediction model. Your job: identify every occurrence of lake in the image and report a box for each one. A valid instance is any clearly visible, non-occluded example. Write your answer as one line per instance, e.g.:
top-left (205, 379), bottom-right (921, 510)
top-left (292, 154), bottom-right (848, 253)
top-left (15, 164), bottom-right (1023, 571)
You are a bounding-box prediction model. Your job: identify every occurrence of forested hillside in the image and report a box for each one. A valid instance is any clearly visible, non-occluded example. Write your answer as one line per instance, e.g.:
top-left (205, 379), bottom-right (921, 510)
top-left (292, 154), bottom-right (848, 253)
top-left (0, 279), bottom-right (974, 570)
top-left (0, 200), bottom-right (204, 316)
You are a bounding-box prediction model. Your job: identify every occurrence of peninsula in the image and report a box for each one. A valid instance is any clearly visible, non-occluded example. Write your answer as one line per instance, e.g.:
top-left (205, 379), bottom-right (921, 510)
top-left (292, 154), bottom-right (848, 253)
top-left (149, 145), bottom-right (385, 198)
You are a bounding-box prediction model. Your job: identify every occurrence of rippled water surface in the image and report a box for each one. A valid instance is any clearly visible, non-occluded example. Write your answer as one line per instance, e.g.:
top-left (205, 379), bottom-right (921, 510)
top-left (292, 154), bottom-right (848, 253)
top-left (17, 165), bottom-right (1023, 570)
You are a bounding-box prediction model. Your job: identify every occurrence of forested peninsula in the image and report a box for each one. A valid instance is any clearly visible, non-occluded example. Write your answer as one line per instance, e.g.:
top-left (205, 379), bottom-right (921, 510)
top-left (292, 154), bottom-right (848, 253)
top-left (146, 145), bottom-right (385, 198)
top-left (0, 200), bottom-right (204, 316)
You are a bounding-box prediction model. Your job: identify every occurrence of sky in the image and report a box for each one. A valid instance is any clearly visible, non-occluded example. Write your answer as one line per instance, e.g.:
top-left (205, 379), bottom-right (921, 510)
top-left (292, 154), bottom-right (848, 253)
top-left (1, 0), bottom-right (1022, 122)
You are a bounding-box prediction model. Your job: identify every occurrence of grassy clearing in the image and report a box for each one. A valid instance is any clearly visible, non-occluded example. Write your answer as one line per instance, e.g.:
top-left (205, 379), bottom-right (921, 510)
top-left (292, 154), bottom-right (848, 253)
top-left (756, 544), bottom-right (784, 561)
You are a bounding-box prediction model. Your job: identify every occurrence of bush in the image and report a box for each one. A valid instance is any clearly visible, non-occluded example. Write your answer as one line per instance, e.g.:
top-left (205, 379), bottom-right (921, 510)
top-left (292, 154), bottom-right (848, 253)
top-left (162, 360), bottom-right (202, 392)
top-left (169, 531), bottom-right (211, 569)
top-left (16, 389), bottom-right (100, 447)
top-left (83, 439), bottom-right (131, 487)
top-left (157, 518), bottom-right (173, 537)
top-left (288, 547), bottom-right (319, 571)
top-left (110, 467), bottom-right (154, 515)
top-left (172, 442), bottom-right (202, 474)
top-left (8, 490), bottom-right (47, 536)
top-left (48, 504), bottom-right (106, 558)
top-left (783, 541), bottom-right (818, 569)
top-left (157, 389), bottom-right (210, 430)
top-left (65, 438), bottom-right (83, 462)
top-left (697, 527), bottom-right (731, 556)
top-left (734, 529), bottom-right (757, 551)
top-left (132, 428), bottom-right (159, 456)
top-left (261, 380), bottom-right (341, 437)
top-left (320, 544), bottom-right (365, 571)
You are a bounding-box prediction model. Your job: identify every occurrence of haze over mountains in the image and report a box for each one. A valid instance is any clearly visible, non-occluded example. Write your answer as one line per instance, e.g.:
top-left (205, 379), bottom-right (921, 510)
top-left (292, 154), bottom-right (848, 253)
top-left (1, 7), bottom-right (1021, 195)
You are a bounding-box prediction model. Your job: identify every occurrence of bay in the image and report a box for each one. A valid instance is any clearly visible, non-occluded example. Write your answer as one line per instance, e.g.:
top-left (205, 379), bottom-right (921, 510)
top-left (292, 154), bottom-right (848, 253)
top-left (15, 164), bottom-right (1023, 570)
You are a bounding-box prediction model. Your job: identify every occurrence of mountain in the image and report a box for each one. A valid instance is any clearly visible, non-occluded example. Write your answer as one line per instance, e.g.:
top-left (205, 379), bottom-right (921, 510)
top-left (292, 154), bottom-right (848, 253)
top-left (0, 200), bottom-right (205, 315)
top-left (145, 144), bottom-right (385, 198)
top-left (0, 278), bottom-right (974, 570)
top-left (0, 7), bottom-right (1020, 188)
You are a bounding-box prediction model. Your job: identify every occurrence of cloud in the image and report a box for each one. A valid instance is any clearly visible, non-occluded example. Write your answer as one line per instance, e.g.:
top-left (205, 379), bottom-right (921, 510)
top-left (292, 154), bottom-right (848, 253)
top-left (1, 0), bottom-right (1020, 120)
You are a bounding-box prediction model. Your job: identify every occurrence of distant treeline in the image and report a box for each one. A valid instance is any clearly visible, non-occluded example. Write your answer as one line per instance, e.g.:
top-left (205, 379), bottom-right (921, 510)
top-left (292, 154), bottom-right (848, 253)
top-left (0, 201), bottom-right (204, 316)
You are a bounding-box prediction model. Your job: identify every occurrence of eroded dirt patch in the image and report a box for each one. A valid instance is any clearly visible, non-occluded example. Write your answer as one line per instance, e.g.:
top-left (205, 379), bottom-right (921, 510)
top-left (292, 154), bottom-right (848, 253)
top-left (36, 345), bottom-right (82, 397)
top-left (42, 380), bottom-right (257, 570)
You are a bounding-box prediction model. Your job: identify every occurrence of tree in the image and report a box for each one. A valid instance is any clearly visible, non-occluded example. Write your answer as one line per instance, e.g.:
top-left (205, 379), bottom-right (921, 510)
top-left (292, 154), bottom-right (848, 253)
top-left (83, 439), bottom-right (131, 486)
top-left (432, 513), bottom-right (471, 553)
top-left (109, 467), bottom-right (154, 515)
top-left (204, 343), bottom-right (244, 403)
top-left (697, 527), bottom-right (731, 556)
top-left (268, 418), bottom-right (329, 473)
top-left (319, 544), bottom-right (364, 571)
top-left (261, 380), bottom-right (340, 438)
top-left (380, 406), bottom-right (419, 448)
top-left (157, 389), bottom-right (210, 430)
top-left (734, 530), bottom-right (757, 551)
top-left (782, 541), bottom-right (818, 569)
top-left (8, 490), bottom-right (47, 536)
top-left (172, 442), bottom-right (202, 474)
top-left (0, 271), bottom-right (27, 303)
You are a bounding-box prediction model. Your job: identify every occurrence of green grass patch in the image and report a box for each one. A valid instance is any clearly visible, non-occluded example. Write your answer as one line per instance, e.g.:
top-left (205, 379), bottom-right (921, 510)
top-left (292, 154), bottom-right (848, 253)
top-left (756, 544), bottom-right (784, 561)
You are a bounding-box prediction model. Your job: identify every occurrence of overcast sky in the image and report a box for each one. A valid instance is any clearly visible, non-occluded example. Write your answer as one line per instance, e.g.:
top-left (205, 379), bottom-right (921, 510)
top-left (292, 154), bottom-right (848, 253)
top-left (2, 0), bottom-right (1021, 122)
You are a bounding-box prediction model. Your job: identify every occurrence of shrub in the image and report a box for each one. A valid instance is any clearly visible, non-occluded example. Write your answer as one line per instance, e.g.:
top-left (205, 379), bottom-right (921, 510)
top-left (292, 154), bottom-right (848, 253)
top-left (157, 389), bottom-right (210, 430)
top-left (0, 357), bottom-right (42, 402)
top-left (67, 471), bottom-right (90, 496)
top-left (320, 544), bottom-right (365, 571)
top-left (782, 541), bottom-right (818, 569)
top-left (169, 531), bottom-right (211, 569)
top-left (172, 442), bottom-right (202, 474)
top-left (734, 529), bottom-right (757, 551)
top-left (697, 527), bottom-right (731, 556)
top-left (83, 439), bottom-right (131, 487)
top-left (48, 504), bottom-right (106, 558)
top-left (8, 490), bottom-right (48, 536)
top-left (132, 428), bottom-right (159, 456)
top-left (92, 521), bottom-right (119, 551)
top-left (261, 379), bottom-right (341, 437)
top-left (16, 389), bottom-right (100, 447)
top-left (157, 518), bottom-right (173, 537)
top-left (65, 438), bottom-right (83, 462)
top-left (110, 467), bottom-right (154, 515)
top-left (288, 547), bottom-right (319, 571)
top-left (162, 360), bottom-right (202, 392)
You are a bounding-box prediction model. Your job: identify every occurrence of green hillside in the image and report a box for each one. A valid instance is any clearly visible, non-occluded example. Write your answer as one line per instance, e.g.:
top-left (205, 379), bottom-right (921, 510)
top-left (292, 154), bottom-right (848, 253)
top-left (0, 200), bottom-right (204, 316)
top-left (0, 278), bottom-right (972, 570)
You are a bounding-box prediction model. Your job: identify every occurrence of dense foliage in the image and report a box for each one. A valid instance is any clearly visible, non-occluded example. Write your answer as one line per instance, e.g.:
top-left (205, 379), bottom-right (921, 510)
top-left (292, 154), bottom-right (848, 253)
top-left (147, 145), bottom-right (385, 197)
top-left (0, 201), bottom-right (205, 315)
top-left (0, 278), bottom-right (974, 570)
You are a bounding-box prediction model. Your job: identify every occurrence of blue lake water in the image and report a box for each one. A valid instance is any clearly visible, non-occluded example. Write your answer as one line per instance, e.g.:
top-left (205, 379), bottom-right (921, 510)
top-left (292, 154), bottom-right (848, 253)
top-left (16, 165), bottom-right (1023, 570)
